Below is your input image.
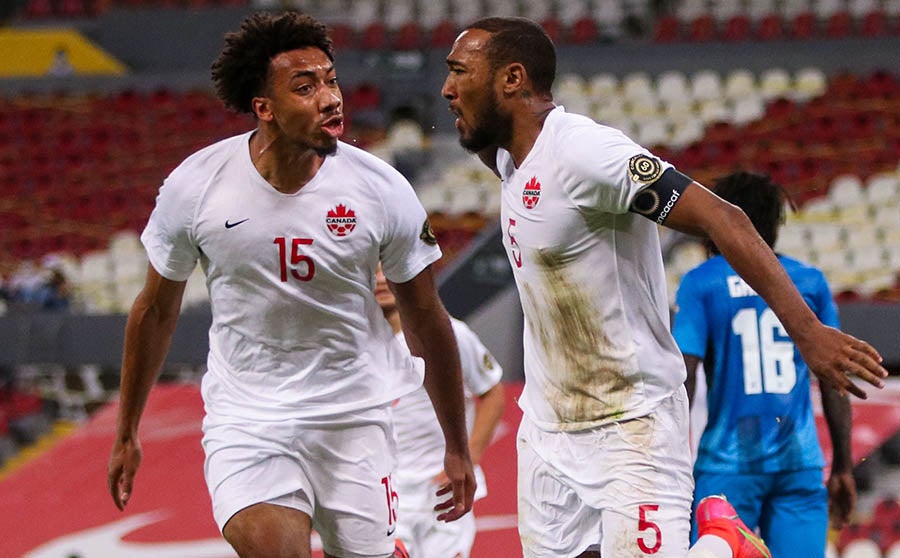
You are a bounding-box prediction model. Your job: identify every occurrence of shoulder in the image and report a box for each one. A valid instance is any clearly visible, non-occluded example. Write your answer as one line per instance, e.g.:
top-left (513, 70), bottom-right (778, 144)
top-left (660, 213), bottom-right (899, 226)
top-left (166, 133), bottom-right (249, 191)
top-left (551, 108), bottom-right (632, 148)
top-left (778, 254), bottom-right (830, 287)
top-left (679, 256), bottom-right (723, 292)
top-left (334, 141), bottom-right (411, 188)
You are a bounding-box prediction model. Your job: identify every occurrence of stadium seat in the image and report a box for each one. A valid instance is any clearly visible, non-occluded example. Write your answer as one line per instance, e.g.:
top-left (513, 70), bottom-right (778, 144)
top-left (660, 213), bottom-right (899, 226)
top-left (722, 14), bottom-right (752, 40)
top-left (825, 10), bottom-right (854, 37)
top-left (790, 11), bottom-right (818, 38)
top-left (652, 15), bottom-right (681, 42)
top-left (393, 22), bottom-right (422, 50)
top-left (570, 16), bottom-right (599, 44)
top-left (760, 67), bottom-right (794, 100)
top-left (860, 9), bottom-right (888, 35)
top-left (691, 69), bottom-right (724, 102)
top-left (688, 14), bottom-right (717, 41)
top-left (428, 20), bottom-right (458, 47)
top-left (756, 13), bottom-right (785, 39)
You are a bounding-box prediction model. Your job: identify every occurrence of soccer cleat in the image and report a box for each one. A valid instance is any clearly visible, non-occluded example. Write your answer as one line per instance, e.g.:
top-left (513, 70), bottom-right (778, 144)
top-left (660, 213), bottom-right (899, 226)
top-left (696, 495), bottom-right (772, 558)
top-left (392, 538), bottom-right (410, 558)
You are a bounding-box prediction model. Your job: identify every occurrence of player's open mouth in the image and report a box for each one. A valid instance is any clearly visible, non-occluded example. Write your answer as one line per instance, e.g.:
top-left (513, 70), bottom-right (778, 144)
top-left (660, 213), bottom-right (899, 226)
top-left (322, 116), bottom-right (344, 138)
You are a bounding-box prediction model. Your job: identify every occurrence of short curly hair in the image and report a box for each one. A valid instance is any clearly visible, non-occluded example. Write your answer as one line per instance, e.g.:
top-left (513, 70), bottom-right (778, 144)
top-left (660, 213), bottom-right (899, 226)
top-left (707, 171), bottom-right (795, 255)
top-left (211, 11), bottom-right (334, 114)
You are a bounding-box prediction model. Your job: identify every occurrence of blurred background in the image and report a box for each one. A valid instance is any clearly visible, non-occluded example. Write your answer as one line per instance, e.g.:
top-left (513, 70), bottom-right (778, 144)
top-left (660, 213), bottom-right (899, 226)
top-left (0, 0), bottom-right (899, 556)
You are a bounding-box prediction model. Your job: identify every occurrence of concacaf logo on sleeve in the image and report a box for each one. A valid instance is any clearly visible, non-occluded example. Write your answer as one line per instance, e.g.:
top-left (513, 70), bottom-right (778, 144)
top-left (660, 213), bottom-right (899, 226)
top-left (628, 155), bottom-right (663, 184)
top-left (420, 219), bottom-right (437, 245)
top-left (326, 203), bottom-right (357, 237)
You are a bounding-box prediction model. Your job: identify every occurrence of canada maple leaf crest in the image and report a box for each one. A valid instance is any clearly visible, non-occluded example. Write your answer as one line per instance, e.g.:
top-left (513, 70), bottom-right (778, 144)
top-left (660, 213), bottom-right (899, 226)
top-left (326, 203), bottom-right (357, 237)
top-left (522, 176), bottom-right (541, 209)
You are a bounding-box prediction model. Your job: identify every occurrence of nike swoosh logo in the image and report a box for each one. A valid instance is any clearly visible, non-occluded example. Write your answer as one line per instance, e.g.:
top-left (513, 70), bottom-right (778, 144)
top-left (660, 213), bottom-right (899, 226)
top-left (225, 218), bottom-right (249, 229)
top-left (387, 525), bottom-right (396, 537)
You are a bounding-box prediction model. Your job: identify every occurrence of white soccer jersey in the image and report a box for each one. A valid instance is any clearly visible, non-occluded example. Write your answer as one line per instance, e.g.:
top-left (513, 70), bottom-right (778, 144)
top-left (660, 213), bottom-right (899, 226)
top-left (142, 132), bottom-right (441, 423)
top-left (497, 107), bottom-right (687, 432)
top-left (392, 318), bottom-right (503, 502)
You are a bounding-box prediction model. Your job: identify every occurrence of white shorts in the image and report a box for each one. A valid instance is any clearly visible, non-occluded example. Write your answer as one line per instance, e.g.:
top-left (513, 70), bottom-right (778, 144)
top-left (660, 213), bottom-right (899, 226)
top-left (202, 406), bottom-right (399, 558)
top-left (395, 478), bottom-right (477, 558)
top-left (517, 388), bottom-right (694, 557)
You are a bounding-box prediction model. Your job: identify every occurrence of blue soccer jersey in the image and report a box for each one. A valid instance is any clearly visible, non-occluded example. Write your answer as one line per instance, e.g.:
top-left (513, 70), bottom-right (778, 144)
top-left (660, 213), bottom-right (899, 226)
top-left (673, 254), bottom-right (838, 474)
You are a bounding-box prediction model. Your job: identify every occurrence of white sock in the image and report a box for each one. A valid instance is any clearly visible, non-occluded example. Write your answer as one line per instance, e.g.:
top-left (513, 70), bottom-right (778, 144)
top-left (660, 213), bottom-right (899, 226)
top-left (688, 534), bottom-right (734, 558)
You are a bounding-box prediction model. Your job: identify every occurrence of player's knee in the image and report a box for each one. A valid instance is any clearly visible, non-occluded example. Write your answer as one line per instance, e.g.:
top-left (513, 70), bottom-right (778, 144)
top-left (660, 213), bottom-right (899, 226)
top-left (223, 505), bottom-right (311, 558)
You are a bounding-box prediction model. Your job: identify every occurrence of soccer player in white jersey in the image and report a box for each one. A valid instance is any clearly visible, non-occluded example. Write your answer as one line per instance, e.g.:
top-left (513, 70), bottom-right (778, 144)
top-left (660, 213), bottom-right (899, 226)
top-left (440, 16), bottom-right (887, 558)
top-left (106, 12), bottom-right (475, 558)
top-left (375, 267), bottom-right (506, 557)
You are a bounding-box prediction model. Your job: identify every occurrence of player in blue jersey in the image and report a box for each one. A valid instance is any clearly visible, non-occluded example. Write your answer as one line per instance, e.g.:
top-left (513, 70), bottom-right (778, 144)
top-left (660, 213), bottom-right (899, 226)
top-left (673, 171), bottom-right (855, 557)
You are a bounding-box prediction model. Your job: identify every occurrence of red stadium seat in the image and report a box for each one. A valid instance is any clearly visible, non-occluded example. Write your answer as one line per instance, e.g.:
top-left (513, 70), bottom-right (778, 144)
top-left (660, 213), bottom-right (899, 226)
top-left (361, 22), bottom-right (387, 50)
top-left (756, 14), bottom-right (784, 40)
top-left (790, 12), bottom-right (817, 39)
top-left (429, 20), bottom-right (458, 47)
top-left (652, 15), bottom-right (681, 42)
top-left (722, 14), bottom-right (751, 41)
top-left (329, 23), bottom-right (356, 50)
top-left (570, 17), bottom-right (599, 44)
top-left (393, 22), bottom-right (422, 50)
top-left (825, 10), bottom-right (853, 37)
top-left (541, 17), bottom-right (563, 43)
top-left (860, 9), bottom-right (887, 36)
top-left (688, 15), bottom-right (716, 42)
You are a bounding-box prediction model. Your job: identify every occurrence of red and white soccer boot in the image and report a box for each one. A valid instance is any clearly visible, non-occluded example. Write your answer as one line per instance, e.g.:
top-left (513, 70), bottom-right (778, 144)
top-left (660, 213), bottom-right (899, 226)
top-left (696, 495), bottom-right (772, 558)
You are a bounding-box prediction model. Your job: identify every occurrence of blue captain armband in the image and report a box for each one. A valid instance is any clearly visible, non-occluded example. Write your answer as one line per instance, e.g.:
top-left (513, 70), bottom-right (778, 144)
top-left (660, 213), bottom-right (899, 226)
top-left (628, 167), bottom-right (693, 225)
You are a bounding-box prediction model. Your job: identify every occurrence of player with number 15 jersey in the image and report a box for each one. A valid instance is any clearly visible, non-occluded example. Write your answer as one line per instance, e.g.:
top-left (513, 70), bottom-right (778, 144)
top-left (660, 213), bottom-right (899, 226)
top-left (143, 132), bottom-right (438, 424)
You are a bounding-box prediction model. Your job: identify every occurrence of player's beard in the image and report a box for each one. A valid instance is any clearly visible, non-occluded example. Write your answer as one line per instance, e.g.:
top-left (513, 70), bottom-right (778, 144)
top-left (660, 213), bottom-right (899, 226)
top-left (459, 91), bottom-right (511, 154)
top-left (315, 141), bottom-right (338, 157)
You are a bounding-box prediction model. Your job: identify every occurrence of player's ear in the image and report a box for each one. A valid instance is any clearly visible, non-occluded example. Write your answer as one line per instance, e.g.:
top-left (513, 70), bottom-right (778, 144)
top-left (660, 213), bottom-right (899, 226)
top-left (502, 62), bottom-right (526, 96)
top-left (251, 96), bottom-right (274, 122)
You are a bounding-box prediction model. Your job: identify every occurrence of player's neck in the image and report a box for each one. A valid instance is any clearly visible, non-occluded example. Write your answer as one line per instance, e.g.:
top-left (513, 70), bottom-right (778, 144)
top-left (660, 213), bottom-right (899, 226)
top-left (506, 101), bottom-right (554, 168)
top-left (250, 130), bottom-right (325, 195)
top-left (384, 309), bottom-right (402, 334)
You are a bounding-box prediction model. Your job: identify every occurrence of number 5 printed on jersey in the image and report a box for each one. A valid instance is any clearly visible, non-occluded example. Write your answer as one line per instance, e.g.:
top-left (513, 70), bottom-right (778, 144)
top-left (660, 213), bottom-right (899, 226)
top-left (274, 237), bottom-right (316, 282)
top-left (507, 218), bottom-right (522, 268)
top-left (732, 307), bottom-right (797, 395)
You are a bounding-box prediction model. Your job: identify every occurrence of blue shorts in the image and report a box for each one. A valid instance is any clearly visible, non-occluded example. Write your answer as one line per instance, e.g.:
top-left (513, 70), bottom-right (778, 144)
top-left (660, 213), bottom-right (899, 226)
top-left (691, 468), bottom-right (827, 558)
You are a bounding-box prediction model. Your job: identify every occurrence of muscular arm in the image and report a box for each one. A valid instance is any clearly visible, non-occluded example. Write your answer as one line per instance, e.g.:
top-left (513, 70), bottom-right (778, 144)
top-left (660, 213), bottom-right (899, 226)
top-left (663, 182), bottom-right (887, 398)
top-left (683, 354), bottom-right (701, 409)
top-left (468, 382), bottom-right (506, 466)
top-left (108, 264), bottom-right (186, 510)
top-left (390, 266), bottom-right (475, 521)
top-left (821, 382), bottom-right (855, 529)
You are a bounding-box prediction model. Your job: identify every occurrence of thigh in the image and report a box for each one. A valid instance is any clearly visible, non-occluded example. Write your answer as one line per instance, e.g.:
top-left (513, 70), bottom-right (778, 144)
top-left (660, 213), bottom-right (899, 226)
top-left (517, 415), bottom-right (602, 558)
top-left (599, 395), bottom-right (693, 556)
top-left (303, 408), bottom-right (399, 558)
top-left (203, 422), bottom-right (313, 533)
top-left (691, 472), bottom-right (768, 543)
top-left (760, 469), bottom-right (827, 558)
top-left (223, 502), bottom-right (313, 558)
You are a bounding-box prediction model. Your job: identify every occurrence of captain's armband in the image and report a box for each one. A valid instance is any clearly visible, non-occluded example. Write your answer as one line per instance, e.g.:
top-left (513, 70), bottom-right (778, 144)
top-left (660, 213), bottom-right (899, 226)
top-left (628, 167), bottom-right (693, 225)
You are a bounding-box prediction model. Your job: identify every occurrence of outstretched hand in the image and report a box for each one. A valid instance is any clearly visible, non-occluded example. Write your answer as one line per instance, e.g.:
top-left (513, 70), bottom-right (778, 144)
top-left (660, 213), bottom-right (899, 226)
top-left (433, 450), bottom-right (476, 522)
top-left (108, 438), bottom-right (142, 511)
top-left (798, 324), bottom-right (887, 399)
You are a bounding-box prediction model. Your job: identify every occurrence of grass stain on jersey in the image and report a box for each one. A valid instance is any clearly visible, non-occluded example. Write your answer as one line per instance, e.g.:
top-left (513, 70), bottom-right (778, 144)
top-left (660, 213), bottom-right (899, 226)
top-left (530, 248), bottom-right (631, 426)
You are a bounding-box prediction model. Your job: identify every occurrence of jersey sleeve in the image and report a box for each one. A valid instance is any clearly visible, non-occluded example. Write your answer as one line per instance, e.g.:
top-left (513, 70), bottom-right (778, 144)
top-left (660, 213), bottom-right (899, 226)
top-left (140, 168), bottom-right (201, 282)
top-left (812, 268), bottom-right (840, 328)
top-left (378, 173), bottom-right (442, 284)
top-left (451, 318), bottom-right (503, 396)
top-left (672, 269), bottom-right (709, 358)
top-left (557, 123), bottom-right (676, 214)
